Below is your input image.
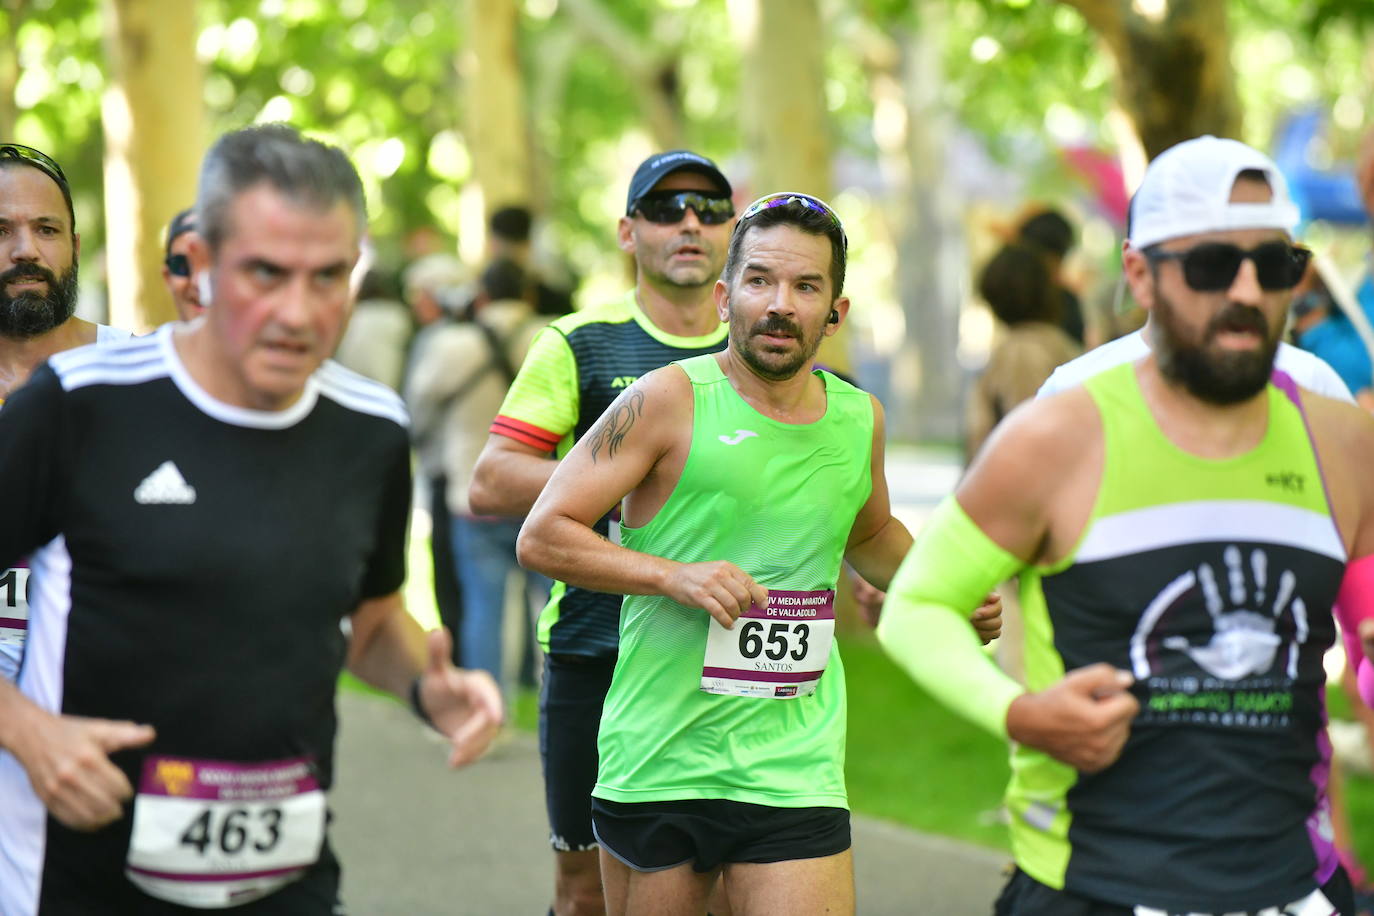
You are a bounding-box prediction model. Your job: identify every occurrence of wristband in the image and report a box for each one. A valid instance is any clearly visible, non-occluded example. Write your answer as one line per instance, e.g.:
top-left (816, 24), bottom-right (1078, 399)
top-left (408, 675), bottom-right (437, 729)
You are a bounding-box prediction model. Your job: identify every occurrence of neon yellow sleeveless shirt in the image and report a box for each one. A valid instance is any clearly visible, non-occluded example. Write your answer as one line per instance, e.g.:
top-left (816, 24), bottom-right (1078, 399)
top-left (593, 354), bottom-right (873, 808)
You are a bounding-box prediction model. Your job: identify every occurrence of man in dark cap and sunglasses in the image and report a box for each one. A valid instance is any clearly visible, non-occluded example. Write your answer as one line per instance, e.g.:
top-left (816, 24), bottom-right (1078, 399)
top-left (468, 150), bottom-right (737, 915)
top-left (0, 142), bottom-right (131, 682)
top-left (878, 135), bottom-right (1374, 915)
top-left (518, 193), bottom-right (965, 915)
top-left (161, 207), bottom-right (204, 321)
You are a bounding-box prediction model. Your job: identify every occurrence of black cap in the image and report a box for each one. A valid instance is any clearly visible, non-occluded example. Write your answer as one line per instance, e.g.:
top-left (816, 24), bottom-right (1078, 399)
top-left (165, 207), bottom-right (197, 256)
top-left (625, 150), bottom-right (731, 215)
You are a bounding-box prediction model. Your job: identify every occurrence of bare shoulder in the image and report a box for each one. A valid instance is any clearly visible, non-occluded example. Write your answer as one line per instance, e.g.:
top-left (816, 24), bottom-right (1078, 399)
top-left (958, 385), bottom-right (1103, 562)
top-left (1303, 389), bottom-right (1374, 451)
top-left (1303, 389), bottom-right (1374, 500)
top-left (582, 364), bottom-right (690, 463)
top-left (967, 385), bottom-right (1101, 485)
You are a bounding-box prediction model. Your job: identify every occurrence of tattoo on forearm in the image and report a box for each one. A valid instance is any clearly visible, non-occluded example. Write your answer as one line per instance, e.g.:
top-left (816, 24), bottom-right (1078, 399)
top-left (588, 391), bottom-right (644, 463)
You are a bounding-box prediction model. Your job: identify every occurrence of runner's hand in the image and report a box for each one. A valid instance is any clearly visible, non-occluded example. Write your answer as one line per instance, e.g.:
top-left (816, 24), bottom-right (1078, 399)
top-left (417, 629), bottom-right (505, 768)
top-left (848, 566), bottom-right (886, 628)
top-left (1006, 664), bottom-right (1137, 772)
top-left (666, 561), bottom-right (768, 629)
top-left (971, 592), bottom-right (1002, 645)
top-left (14, 711), bottom-right (154, 831)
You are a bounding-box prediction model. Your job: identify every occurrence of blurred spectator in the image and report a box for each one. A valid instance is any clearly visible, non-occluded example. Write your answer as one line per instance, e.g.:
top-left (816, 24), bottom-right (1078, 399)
top-left (332, 268), bottom-right (411, 391)
top-left (1017, 208), bottom-right (1086, 346)
top-left (966, 243), bottom-right (1082, 459)
top-left (404, 258), bottom-right (550, 695)
top-left (1289, 264), bottom-right (1374, 408)
top-left (488, 204), bottom-right (578, 318)
top-left (161, 208), bottom-right (203, 322)
top-left (402, 252), bottom-right (471, 665)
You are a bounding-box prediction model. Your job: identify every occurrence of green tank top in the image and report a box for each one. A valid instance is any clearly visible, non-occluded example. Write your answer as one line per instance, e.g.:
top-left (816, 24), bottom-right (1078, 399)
top-left (593, 354), bottom-right (873, 808)
top-left (1012, 363), bottom-right (1346, 911)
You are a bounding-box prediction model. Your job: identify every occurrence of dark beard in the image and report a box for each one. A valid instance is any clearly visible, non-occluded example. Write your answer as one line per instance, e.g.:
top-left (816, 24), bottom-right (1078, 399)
top-left (732, 311), bottom-right (824, 382)
top-left (0, 260), bottom-right (79, 339)
top-left (1153, 292), bottom-right (1279, 405)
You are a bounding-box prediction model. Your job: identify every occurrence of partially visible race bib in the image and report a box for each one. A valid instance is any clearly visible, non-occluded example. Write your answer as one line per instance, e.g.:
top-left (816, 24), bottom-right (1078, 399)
top-left (0, 562), bottom-right (30, 681)
top-left (701, 589), bottom-right (835, 699)
top-left (1132, 885), bottom-right (1337, 916)
top-left (126, 755), bottom-right (326, 909)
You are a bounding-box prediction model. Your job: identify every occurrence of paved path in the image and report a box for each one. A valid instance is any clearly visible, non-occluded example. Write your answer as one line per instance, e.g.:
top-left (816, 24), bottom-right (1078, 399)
top-left (330, 444), bottom-right (1010, 913)
top-left (331, 690), bottom-right (1009, 915)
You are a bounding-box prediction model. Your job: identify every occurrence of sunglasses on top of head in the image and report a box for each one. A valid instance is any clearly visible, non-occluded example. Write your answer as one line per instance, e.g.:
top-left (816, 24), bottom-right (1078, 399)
top-left (0, 143), bottom-right (69, 191)
top-left (1144, 241), bottom-right (1311, 293)
top-left (634, 191), bottom-right (735, 226)
top-left (738, 192), bottom-right (848, 252)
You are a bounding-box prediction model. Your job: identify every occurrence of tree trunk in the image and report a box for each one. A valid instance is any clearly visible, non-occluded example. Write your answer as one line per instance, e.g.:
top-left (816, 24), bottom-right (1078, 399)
top-left (1060, 0), bottom-right (1239, 159)
top-left (0, 1), bottom-right (25, 140)
top-left (464, 0), bottom-right (532, 245)
top-left (102, 0), bottom-right (203, 331)
top-left (740, 0), bottom-right (849, 372)
top-left (891, 21), bottom-right (964, 443)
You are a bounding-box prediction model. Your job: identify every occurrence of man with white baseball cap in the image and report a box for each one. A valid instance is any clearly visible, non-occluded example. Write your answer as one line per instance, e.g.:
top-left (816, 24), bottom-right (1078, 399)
top-left (878, 135), bottom-right (1374, 914)
top-left (1039, 135), bottom-right (1351, 403)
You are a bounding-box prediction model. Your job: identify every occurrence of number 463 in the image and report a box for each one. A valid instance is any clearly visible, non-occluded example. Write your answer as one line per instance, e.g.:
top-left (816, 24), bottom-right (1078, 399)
top-left (179, 807), bottom-right (283, 856)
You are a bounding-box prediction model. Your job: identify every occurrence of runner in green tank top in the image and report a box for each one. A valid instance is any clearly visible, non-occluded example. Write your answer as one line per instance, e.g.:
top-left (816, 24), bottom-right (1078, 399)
top-left (520, 194), bottom-right (1000, 916)
top-left (878, 136), bottom-right (1374, 915)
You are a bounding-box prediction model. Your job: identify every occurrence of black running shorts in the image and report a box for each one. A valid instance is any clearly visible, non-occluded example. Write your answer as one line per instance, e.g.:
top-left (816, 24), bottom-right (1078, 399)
top-left (590, 797), bottom-right (850, 873)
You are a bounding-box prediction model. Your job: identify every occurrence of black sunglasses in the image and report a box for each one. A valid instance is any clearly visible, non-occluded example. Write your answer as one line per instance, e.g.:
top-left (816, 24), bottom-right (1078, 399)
top-left (634, 191), bottom-right (735, 226)
top-left (165, 254), bottom-right (190, 277)
top-left (1145, 241), bottom-right (1311, 292)
top-left (0, 143), bottom-right (70, 192)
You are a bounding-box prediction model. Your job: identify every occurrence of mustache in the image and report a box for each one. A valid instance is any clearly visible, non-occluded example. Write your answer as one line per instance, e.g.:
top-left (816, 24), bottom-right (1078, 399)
top-left (751, 315), bottom-right (803, 338)
top-left (1206, 303), bottom-right (1268, 337)
top-left (1, 264), bottom-right (57, 287)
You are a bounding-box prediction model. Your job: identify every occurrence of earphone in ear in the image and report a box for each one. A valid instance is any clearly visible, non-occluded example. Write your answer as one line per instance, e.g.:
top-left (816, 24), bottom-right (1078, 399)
top-left (196, 271), bottom-right (213, 307)
top-left (827, 309), bottom-right (839, 325)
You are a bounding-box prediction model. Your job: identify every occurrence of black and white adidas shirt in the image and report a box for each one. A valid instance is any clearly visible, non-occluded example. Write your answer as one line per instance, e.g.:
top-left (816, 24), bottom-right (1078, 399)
top-left (0, 325), bottom-right (411, 913)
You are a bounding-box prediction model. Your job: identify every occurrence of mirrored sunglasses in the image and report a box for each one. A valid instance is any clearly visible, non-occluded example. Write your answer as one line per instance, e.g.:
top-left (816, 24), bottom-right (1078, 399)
top-left (738, 192), bottom-right (848, 251)
top-left (634, 191), bottom-right (735, 226)
top-left (1145, 241), bottom-right (1311, 292)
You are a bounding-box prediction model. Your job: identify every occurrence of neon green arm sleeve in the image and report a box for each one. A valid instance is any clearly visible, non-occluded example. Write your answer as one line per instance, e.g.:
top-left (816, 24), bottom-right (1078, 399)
top-left (876, 495), bottom-right (1027, 739)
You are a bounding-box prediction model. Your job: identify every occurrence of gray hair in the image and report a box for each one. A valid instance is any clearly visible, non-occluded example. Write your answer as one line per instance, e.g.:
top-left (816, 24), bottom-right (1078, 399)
top-left (195, 124), bottom-right (366, 251)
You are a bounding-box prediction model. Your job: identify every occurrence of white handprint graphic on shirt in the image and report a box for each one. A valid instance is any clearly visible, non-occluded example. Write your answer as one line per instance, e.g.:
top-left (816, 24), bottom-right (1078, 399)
top-left (1131, 545), bottom-right (1308, 681)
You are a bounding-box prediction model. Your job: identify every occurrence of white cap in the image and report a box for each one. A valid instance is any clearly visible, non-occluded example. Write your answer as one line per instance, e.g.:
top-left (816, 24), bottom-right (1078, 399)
top-left (1128, 135), bottom-right (1300, 249)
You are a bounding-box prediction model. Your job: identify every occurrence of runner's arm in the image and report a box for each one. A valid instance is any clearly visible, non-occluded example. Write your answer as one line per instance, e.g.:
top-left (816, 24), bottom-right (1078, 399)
top-left (517, 367), bottom-right (767, 627)
top-left (0, 678), bottom-right (154, 830)
top-left (878, 398), bottom-right (1137, 770)
top-left (844, 395), bottom-right (999, 639)
top-left (468, 325), bottom-right (577, 516)
top-left (1308, 395), bottom-right (1374, 705)
top-left (843, 395), bottom-right (912, 591)
top-left (347, 593), bottom-right (503, 767)
top-left (468, 433), bottom-right (559, 516)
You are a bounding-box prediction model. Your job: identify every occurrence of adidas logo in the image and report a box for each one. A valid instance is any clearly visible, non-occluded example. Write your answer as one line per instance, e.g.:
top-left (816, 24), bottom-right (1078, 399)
top-left (134, 461), bottom-right (197, 505)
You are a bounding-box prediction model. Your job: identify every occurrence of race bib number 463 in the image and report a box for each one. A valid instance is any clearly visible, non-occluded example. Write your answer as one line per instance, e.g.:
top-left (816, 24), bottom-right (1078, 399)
top-left (126, 755), bottom-right (326, 909)
top-left (701, 589), bottom-right (835, 699)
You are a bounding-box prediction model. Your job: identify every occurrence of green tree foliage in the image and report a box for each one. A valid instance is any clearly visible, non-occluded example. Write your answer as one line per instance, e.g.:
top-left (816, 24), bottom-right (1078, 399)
top-left (4, 0), bottom-right (1371, 286)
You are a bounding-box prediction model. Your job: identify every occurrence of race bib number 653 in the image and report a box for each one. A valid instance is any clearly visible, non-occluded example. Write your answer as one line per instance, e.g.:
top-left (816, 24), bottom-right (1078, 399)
top-left (701, 589), bottom-right (835, 699)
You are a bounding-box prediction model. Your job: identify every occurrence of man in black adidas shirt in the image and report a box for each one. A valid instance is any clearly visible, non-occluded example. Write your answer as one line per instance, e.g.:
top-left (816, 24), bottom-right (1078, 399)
top-left (0, 124), bottom-right (501, 914)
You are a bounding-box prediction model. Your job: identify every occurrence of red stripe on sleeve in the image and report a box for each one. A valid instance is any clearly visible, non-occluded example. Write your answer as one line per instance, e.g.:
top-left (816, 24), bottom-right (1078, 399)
top-left (490, 415), bottom-right (561, 453)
